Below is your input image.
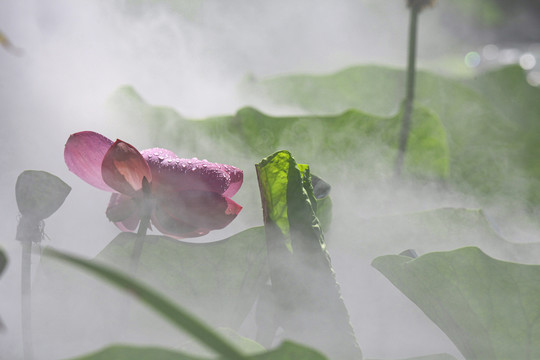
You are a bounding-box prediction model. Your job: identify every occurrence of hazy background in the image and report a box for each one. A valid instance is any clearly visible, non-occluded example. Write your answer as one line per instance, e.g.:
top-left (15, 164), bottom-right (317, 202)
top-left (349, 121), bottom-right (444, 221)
top-left (1, 0), bottom-right (539, 359)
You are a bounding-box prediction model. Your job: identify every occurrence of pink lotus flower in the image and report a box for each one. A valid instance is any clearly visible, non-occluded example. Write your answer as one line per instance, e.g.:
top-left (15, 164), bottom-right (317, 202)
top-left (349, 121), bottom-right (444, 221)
top-left (64, 131), bottom-right (243, 239)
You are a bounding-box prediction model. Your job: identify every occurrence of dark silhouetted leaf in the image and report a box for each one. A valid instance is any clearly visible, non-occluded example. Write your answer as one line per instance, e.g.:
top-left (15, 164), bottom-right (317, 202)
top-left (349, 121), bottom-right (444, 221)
top-left (0, 248), bottom-right (6, 276)
top-left (15, 170), bottom-right (71, 220)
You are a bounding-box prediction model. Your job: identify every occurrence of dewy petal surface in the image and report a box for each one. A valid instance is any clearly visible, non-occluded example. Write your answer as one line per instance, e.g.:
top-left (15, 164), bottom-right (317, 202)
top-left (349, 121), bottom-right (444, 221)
top-left (64, 131), bottom-right (115, 191)
top-left (102, 140), bottom-right (152, 196)
top-left (141, 148), bottom-right (243, 196)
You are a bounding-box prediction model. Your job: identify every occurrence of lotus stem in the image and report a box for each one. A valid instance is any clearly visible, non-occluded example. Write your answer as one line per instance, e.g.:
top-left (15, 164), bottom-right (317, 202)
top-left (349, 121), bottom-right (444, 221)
top-left (129, 177), bottom-right (152, 274)
top-left (20, 230), bottom-right (34, 360)
top-left (16, 215), bottom-right (41, 360)
top-left (395, 3), bottom-right (420, 177)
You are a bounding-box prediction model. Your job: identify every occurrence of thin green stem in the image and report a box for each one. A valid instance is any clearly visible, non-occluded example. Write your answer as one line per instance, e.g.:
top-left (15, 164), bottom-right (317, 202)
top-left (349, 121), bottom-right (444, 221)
top-left (129, 177), bottom-right (152, 275)
top-left (21, 240), bottom-right (33, 360)
top-left (395, 4), bottom-right (420, 177)
top-left (129, 211), bottom-right (151, 274)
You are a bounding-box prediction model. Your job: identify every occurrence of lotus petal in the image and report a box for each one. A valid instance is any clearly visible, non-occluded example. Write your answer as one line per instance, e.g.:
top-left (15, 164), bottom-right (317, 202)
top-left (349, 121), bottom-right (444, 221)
top-left (142, 148), bottom-right (243, 196)
top-left (102, 140), bottom-right (152, 196)
top-left (106, 193), bottom-right (141, 232)
top-left (64, 131), bottom-right (114, 191)
top-left (152, 190), bottom-right (242, 238)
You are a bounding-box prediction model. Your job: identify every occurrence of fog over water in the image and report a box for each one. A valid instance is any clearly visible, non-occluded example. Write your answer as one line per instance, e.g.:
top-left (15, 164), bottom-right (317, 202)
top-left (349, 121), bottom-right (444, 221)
top-left (0, 1), bottom-right (537, 359)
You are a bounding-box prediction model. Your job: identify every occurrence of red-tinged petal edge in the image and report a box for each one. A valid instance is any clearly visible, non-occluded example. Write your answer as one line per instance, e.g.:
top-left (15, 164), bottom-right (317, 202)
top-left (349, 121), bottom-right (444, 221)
top-left (64, 131), bottom-right (115, 191)
top-left (102, 140), bottom-right (152, 196)
top-left (141, 149), bottom-right (243, 196)
top-left (221, 164), bottom-right (243, 197)
top-left (152, 190), bottom-right (242, 239)
top-left (106, 193), bottom-right (140, 232)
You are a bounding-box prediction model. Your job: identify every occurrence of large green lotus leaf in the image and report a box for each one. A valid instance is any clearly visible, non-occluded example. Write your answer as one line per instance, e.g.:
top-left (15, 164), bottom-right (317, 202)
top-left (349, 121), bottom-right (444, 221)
top-left (372, 247), bottom-right (540, 359)
top-left (345, 207), bottom-right (540, 264)
top-left (464, 64), bottom-right (540, 208)
top-left (241, 65), bottom-right (534, 208)
top-left (95, 227), bottom-right (268, 330)
top-left (255, 150), bottom-right (362, 360)
top-left (108, 87), bottom-right (449, 181)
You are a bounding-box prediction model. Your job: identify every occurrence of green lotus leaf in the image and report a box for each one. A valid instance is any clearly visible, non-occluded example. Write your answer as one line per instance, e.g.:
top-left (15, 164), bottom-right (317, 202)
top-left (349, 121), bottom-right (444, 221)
top-left (373, 247), bottom-right (540, 359)
top-left (95, 227), bottom-right (268, 329)
top-left (255, 150), bottom-right (362, 360)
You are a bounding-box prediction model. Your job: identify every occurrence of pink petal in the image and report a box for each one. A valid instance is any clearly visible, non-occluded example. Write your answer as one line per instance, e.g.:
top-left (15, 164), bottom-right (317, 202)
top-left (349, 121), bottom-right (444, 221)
top-left (151, 209), bottom-right (205, 239)
top-left (152, 190), bottom-right (242, 239)
top-left (106, 193), bottom-right (140, 232)
top-left (64, 131), bottom-right (115, 191)
top-left (141, 148), bottom-right (243, 197)
top-left (102, 140), bottom-right (152, 196)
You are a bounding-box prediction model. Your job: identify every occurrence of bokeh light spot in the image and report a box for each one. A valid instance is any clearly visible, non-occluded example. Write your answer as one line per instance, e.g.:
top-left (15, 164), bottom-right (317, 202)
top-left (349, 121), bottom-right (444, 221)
top-left (526, 71), bottom-right (540, 87)
top-left (464, 51), bottom-right (481, 68)
top-left (519, 53), bottom-right (536, 70)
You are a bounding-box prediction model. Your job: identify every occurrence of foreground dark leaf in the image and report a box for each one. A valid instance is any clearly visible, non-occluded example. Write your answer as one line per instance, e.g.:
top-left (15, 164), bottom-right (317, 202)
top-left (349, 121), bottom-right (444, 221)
top-left (70, 341), bottom-right (327, 360)
top-left (45, 248), bottom-right (327, 360)
top-left (0, 248), bottom-right (6, 276)
top-left (0, 248), bottom-right (6, 330)
top-left (255, 150), bottom-right (362, 360)
top-left (45, 247), bottom-right (247, 360)
top-left (373, 247), bottom-right (540, 359)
